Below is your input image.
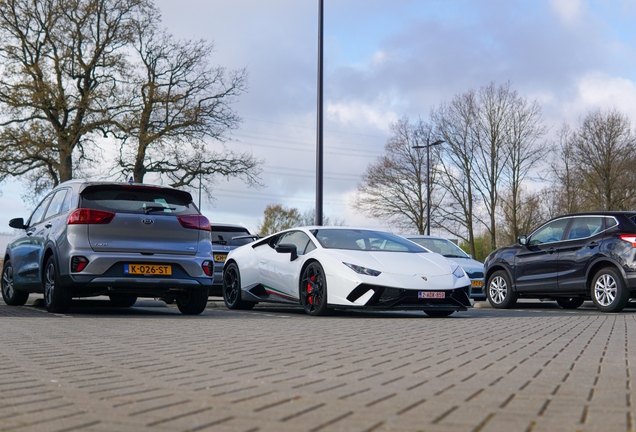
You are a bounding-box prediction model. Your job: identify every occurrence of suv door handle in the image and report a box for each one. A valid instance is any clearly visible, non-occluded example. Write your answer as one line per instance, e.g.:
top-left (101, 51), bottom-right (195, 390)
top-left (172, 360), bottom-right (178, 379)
top-left (588, 242), bottom-right (599, 249)
top-left (45, 222), bottom-right (52, 229)
top-left (548, 247), bottom-right (556, 254)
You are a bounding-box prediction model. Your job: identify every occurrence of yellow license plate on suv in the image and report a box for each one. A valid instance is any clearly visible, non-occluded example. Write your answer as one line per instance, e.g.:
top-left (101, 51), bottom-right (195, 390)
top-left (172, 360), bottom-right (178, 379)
top-left (124, 264), bottom-right (172, 275)
top-left (471, 280), bottom-right (483, 287)
top-left (214, 254), bottom-right (227, 263)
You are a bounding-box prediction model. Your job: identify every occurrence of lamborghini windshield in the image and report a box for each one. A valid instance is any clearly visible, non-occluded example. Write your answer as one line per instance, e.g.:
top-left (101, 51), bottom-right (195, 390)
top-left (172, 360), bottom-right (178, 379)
top-left (312, 229), bottom-right (427, 252)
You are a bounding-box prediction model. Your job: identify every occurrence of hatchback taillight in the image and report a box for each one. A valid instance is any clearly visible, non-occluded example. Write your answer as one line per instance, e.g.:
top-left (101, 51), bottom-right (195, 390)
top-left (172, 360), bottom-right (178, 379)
top-left (177, 215), bottom-right (211, 231)
top-left (71, 256), bottom-right (89, 272)
top-left (202, 260), bottom-right (214, 276)
top-left (67, 208), bottom-right (115, 225)
top-left (620, 234), bottom-right (636, 247)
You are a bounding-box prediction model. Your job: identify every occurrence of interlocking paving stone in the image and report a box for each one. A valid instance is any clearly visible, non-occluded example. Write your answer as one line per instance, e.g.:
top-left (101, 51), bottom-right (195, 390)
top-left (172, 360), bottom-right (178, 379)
top-left (0, 299), bottom-right (635, 431)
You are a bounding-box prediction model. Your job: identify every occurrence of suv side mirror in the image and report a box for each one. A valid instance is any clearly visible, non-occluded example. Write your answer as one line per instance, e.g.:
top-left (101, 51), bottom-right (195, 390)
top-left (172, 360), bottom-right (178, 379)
top-left (9, 218), bottom-right (26, 229)
top-left (275, 243), bottom-right (298, 261)
top-left (518, 235), bottom-right (527, 246)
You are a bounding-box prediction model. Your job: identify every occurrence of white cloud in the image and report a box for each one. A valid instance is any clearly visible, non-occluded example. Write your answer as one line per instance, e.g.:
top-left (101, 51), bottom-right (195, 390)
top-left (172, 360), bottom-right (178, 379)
top-left (564, 72), bottom-right (636, 122)
top-left (549, 0), bottom-right (586, 25)
top-left (326, 101), bottom-right (399, 133)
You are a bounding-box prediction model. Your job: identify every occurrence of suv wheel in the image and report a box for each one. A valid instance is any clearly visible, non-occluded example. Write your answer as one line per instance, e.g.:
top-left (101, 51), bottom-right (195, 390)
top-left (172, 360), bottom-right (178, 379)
top-left (591, 268), bottom-right (630, 313)
top-left (43, 256), bottom-right (72, 313)
top-left (486, 270), bottom-right (518, 309)
top-left (1, 260), bottom-right (29, 306)
top-left (176, 289), bottom-right (209, 315)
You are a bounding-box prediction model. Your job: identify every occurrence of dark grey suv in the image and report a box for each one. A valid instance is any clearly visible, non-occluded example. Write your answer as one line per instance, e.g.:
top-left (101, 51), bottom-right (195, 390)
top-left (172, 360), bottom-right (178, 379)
top-left (2, 180), bottom-right (214, 314)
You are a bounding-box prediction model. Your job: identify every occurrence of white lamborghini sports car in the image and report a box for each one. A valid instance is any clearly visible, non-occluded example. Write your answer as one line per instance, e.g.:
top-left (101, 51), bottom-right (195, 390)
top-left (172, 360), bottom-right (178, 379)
top-left (222, 227), bottom-right (472, 317)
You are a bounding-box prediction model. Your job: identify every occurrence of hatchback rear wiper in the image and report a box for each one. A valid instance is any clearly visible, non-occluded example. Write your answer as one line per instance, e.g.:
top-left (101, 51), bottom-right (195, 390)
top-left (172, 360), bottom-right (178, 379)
top-left (143, 202), bottom-right (176, 214)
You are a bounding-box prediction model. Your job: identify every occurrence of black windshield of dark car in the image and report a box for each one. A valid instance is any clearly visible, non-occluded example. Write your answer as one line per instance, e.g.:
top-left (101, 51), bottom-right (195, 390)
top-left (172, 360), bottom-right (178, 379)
top-left (212, 227), bottom-right (256, 246)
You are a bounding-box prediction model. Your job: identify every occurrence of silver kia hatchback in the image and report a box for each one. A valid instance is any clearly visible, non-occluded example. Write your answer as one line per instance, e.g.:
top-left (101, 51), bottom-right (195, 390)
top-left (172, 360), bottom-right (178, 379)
top-left (2, 180), bottom-right (214, 315)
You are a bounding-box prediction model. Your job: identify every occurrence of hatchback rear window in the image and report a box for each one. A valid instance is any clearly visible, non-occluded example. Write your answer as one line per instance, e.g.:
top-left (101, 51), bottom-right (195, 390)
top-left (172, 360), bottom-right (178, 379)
top-left (212, 227), bottom-right (256, 246)
top-left (80, 185), bottom-right (198, 216)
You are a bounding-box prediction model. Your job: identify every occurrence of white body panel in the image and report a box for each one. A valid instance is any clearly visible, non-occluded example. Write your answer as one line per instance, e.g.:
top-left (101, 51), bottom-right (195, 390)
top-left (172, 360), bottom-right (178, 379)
top-left (225, 227), bottom-right (472, 308)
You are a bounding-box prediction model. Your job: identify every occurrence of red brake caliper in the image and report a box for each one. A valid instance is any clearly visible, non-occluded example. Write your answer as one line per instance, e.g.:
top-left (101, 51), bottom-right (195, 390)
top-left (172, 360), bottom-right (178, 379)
top-left (307, 275), bottom-right (315, 304)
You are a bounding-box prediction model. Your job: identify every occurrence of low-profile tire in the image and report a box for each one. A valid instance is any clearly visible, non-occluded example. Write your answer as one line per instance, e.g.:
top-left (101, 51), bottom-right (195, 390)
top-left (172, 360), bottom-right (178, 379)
top-left (424, 310), bottom-right (454, 318)
top-left (556, 297), bottom-right (585, 309)
top-left (109, 294), bottom-right (137, 308)
top-left (1, 260), bottom-right (29, 306)
top-left (43, 256), bottom-right (72, 313)
top-left (222, 262), bottom-right (256, 310)
top-left (300, 261), bottom-right (330, 316)
top-left (591, 267), bottom-right (630, 313)
top-left (176, 289), bottom-right (209, 315)
top-left (486, 270), bottom-right (518, 309)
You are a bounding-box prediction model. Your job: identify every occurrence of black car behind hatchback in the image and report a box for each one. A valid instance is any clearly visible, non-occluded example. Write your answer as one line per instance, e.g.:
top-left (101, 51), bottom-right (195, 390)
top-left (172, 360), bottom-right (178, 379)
top-left (484, 212), bottom-right (636, 312)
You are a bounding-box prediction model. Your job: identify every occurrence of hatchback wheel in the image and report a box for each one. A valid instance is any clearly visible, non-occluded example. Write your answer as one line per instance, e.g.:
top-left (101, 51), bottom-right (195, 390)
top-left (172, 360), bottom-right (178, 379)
top-left (176, 289), bottom-right (209, 315)
top-left (486, 270), bottom-right (517, 309)
top-left (222, 262), bottom-right (256, 310)
top-left (591, 268), bottom-right (630, 313)
top-left (300, 262), bottom-right (330, 316)
top-left (43, 256), bottom-right (72, 313)
top-left (1, 260), bottom-right (29, 306)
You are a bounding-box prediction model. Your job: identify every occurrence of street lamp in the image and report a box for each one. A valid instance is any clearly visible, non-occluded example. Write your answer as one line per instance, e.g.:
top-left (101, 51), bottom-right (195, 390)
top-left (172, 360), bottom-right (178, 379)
top-left (413, 139), bottom-right (445, 235)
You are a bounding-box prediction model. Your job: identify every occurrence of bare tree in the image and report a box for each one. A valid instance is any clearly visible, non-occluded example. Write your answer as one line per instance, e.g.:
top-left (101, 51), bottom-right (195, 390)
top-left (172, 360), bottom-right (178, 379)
top-left (431, 90), bottom-right (480, 256)
top-left (299, 208), bottom-right (346, 227)
top-left (500, 93), bottom-right (548, 241)
top-left (548, 123), bottom-right (585, 214)
top-left (569, 109), bottom-right (636, 210)
top-left (114, 11), bottom-right (261, 191)
top-left (353, 117), bottom-right (440, 234)
top-left (0, 0), bottom-right (146, 194)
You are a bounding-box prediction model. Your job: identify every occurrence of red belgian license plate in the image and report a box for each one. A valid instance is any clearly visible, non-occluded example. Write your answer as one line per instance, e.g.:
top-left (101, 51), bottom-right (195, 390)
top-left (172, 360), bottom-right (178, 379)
top-left (418, 291), bottom-right (445, 299)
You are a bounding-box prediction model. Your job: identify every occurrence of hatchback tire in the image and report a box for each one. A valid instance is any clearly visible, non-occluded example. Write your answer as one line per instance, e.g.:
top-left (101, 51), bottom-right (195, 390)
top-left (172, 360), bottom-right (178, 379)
top-left (1, 260), bottom-right (29, 306)
top-left (176, 289), bottom-right (209, 315)
top-left (487, 270), bottom-right (517, 309)
top-left (44, 256), bottom-right (72, 313)
top-left (591, 268), bottom-right (630, 313)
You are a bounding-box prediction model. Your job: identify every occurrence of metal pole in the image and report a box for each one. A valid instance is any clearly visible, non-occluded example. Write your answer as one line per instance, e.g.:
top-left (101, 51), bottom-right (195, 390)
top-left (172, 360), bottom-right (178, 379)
top-left (315, 0), bottom-right (324, 226)
top-left (426, 141), bottom-right (431, 236)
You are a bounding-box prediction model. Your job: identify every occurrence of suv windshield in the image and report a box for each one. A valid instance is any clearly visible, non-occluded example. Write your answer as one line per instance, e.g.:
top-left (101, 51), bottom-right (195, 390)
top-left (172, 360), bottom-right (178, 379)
top-left (408, 237), bottom-right (469, 259)
top-left (80, 185), bottom-right (198, 216)
top-left (212, 226), bottom-right (255, 246)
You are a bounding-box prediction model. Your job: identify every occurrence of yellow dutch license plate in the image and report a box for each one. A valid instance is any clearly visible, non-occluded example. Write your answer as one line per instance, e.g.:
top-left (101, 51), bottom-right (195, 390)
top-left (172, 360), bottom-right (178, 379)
top-left (471, 280), bottom-right (483, 287)
top-left (214, 254), bottom-right (227, 263)
top-left (124, 264), bottom-right (172, 276)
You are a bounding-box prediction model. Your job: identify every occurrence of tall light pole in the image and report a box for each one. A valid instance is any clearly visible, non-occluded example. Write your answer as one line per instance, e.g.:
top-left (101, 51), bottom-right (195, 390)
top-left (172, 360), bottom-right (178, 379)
top-left (413, 139), bottom-right (445, 235)
top-left (315, 0), bottom-right (324, 226)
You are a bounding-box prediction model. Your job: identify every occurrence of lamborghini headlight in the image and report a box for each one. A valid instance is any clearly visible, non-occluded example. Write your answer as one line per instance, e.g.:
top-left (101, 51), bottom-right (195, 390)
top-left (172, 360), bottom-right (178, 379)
top-left (452, 264), bottom-right (466, 279)
top-left (343, 262), bottom-right (381, 277)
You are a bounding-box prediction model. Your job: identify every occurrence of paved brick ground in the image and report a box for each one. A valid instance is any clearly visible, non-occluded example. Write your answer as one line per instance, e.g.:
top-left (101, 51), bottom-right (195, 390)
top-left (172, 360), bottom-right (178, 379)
top-left (0, 298), bottom-right (634, 432)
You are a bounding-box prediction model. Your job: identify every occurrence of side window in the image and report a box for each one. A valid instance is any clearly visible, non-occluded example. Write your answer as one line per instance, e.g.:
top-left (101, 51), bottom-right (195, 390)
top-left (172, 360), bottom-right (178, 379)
top-left (44, 189), bottom-right (69, 220)
top-left (605, 217), bottom-right (617, 229)
top-left (529, 218), bottom-right (569, 245)
top-left (28, 194), bottom-right (54, 226)
top-left (277, 231), bottom-right (314, 255)
top-left (567, 217), bottom-right (603, 240)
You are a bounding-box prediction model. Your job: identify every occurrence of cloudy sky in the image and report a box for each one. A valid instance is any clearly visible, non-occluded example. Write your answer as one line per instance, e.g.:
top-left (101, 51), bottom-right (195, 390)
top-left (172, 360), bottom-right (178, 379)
top-left (2, 0), bottom-right (636, 235)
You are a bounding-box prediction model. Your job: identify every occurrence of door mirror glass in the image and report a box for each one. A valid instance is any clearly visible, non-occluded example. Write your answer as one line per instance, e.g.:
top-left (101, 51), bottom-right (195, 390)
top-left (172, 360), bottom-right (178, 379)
top-left (518, 235), bottom-right (527, 245)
